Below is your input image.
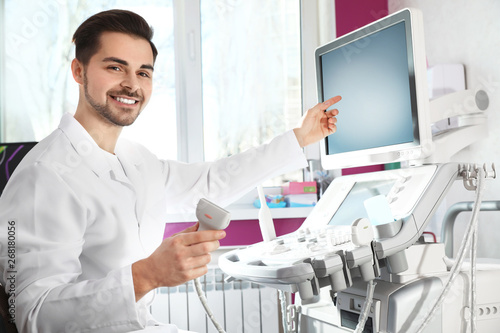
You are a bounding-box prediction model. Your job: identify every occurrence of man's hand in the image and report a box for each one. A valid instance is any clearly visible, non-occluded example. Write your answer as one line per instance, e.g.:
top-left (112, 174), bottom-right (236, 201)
top-left (132, 223), bottom-right (226, 301)
top-left (293, 95), bottom-right (342, 148)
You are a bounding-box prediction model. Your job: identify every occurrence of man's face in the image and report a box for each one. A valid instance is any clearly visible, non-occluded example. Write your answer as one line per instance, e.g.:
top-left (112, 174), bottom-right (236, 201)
top-left (81, 31), bottom-right (154, 127)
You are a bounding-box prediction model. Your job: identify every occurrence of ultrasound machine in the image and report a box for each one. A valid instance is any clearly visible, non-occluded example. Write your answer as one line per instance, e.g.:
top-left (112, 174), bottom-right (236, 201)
top-left (219, 8), bottom-right (498, 333)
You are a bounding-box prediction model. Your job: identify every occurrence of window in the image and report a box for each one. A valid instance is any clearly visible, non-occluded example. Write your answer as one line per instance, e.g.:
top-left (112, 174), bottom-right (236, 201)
top-left (200, 0), bottom-right (302, 184)
top-left (0, 0), bottom-right (334, 184)
top-left (201, 1), bottom-right (301, 160)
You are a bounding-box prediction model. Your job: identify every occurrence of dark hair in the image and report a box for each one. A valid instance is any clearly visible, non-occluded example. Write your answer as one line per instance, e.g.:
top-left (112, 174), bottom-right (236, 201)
top-left (72, 9), bottom-right (158, 65)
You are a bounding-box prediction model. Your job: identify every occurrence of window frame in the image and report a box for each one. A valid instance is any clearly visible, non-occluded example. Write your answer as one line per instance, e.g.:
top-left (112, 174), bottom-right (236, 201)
top-left (173, 0), bottom-right (204, 163)
top-left (301, 0), bottom-right (337, 161)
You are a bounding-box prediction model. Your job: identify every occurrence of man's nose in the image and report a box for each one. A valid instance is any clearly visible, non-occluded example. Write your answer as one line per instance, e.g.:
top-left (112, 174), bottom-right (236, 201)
top-left (120, 72), bottom-right (140, 92)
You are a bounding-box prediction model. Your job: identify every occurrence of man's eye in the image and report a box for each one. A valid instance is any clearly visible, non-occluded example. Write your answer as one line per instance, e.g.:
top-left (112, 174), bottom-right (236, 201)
top-left (109, 66), bottom-right (120, 71)
top-left (139, 72), bottom-right (150, 78)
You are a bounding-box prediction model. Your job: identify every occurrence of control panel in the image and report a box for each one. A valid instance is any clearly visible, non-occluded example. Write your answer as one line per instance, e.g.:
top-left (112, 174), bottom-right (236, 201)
top-left (219, 163), bottom-right (460, 302)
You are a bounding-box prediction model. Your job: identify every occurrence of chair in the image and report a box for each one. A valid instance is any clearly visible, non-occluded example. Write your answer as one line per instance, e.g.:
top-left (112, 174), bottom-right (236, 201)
top-left (0, 142), bottom-right (38, 196)
top-left (0, 284), bottom-right (18, 333)
top-left (0, 142), bottom-right (36, 333)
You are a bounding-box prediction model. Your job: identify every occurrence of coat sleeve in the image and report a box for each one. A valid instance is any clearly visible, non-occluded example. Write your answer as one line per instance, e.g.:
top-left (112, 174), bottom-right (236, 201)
top-left (161, 130), bottom-right (308, 213)
top-left (0, 163), bottom-right (147, 333)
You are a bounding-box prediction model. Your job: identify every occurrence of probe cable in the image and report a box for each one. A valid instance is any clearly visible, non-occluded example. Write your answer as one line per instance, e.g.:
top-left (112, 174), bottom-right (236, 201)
top-left (194, 276), bottom-right (226, 333)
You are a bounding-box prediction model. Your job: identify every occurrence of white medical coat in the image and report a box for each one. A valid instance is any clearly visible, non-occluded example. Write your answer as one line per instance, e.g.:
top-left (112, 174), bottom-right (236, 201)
top-left (0, 113), bottom-right (307, 333)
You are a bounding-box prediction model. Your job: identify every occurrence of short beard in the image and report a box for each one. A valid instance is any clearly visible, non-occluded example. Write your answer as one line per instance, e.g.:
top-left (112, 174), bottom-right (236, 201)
top-left (83, 72), bottom-right (141, 127)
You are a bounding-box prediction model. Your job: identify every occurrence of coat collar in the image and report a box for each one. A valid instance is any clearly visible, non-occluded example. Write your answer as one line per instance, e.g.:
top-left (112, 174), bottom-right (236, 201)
top-left (57, 113), bottom-right (143, 179)
top-left (58, 113), bottom-right (150, 224)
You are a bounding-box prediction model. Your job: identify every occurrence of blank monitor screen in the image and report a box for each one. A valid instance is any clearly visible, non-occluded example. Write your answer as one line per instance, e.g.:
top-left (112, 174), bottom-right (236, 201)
top-left (316, 8), bottom-right (430, 170)
top-left (321, 21), bottom-right (414, 155)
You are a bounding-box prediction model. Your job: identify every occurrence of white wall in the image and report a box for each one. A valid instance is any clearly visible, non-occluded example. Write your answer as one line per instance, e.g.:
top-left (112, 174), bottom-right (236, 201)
top-left (390, 0), bottom-right (500, 258)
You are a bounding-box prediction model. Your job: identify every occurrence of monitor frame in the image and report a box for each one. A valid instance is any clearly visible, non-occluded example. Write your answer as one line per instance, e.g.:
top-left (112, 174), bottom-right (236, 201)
top-left (316, 8), bottom-right (431, 170)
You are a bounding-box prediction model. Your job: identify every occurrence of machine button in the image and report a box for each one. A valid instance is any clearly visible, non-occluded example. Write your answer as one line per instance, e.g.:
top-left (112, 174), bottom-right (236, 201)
top-left (270, 244), bottom-right (290, 255)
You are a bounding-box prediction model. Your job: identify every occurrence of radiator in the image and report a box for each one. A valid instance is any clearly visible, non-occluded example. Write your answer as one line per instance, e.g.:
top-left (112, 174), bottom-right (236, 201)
top-left (150, 267), bottom-right (280, 333)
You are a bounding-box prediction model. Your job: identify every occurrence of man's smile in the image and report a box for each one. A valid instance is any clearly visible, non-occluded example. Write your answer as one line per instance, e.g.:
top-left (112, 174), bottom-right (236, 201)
top-left (111, 95), bottom-right (139, 105)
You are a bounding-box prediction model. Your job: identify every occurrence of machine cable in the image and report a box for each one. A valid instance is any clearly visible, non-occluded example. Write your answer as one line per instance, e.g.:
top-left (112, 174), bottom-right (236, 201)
top-left (470, 209), bottom-right (478, 333)
top-left (411, 166), bottom-right (486, 333)
top-left (279, 290), bottom-right (288, 333)
top-left (279, 290), bottom-right (301, 333)
top-left (354, 280), bottom-right (377, 333)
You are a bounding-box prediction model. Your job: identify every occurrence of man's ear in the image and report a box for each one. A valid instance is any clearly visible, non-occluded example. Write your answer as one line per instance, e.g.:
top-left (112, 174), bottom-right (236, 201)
top-left (71, 58), bottom-right (84, 85)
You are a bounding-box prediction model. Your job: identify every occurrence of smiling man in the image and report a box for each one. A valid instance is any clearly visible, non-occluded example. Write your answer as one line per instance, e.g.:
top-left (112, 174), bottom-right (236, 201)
top-left (0, 9), bottom-right (341, 333)
top-left (72, 29), bottom-right (155, 152)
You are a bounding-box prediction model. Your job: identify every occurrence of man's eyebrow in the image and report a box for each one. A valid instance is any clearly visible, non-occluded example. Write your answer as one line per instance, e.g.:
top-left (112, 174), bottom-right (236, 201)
top-left (140, 64), bottom-right (154, 72)
top-left (102, 57), bottom-right (154, 71)
top-left (102, 57), bottom-right (128, 66)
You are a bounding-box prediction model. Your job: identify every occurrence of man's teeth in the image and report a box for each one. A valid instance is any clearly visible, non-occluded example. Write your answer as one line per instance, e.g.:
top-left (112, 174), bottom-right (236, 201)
top-left (115, 97), bottom-right (137, 104)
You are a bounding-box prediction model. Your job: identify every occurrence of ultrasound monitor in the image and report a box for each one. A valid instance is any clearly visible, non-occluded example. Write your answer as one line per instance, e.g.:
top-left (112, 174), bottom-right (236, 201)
top-left (0, 142), bottom-right (37, 195)
top-left (316, 8), bottom-right (431, 170)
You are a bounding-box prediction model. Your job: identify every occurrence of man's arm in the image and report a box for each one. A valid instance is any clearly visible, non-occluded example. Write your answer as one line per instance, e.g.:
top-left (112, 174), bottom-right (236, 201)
top-left (155, 96), bottom-right (341, 214)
